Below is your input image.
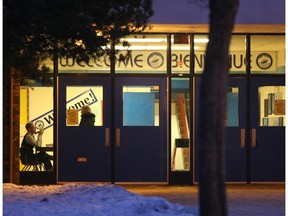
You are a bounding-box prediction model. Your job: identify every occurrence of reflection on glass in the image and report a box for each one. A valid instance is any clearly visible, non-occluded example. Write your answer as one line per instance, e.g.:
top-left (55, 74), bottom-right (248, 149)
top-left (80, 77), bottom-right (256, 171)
top-left (171, 78), bottom-right (190, 171)
top-left (251, 35), bottom-right (285, 74)
top-left (66, 86), bottom-right (103, 126)
top-left (259, 86), bottom-right (285, 126)
top-left (226, 87), bottom-right (239, 126)
top-left (171, 34), bottom-right (190, 74)
top-left (19, 78), bottom-right (54, 172)
top-left (123, 86), bottom-right (159, 126)
top-left (115, 35), bottom-right (167, 74)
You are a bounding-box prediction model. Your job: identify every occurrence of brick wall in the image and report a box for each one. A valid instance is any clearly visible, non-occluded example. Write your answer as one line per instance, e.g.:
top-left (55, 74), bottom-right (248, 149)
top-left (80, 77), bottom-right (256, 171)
top-left (3, 67), bottom-right (20, 184)
top-left (3, 66), bottom-right (11, 183)
top-left (11, 75), bottom-right (20, 184)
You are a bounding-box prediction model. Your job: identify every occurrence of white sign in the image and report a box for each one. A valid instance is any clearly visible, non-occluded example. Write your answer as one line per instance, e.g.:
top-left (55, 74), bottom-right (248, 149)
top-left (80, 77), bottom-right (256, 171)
top-left (31, 89), bottom-right (98, 130)
top-left (57, 51), bottom-right (276, 72)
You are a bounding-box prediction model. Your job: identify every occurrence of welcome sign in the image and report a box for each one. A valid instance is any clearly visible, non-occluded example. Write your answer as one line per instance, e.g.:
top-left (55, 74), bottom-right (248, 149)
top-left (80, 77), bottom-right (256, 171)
top-left (31, 89), bottom-right (98, 130)
top-left (57, 50), bottom-right (277, 72)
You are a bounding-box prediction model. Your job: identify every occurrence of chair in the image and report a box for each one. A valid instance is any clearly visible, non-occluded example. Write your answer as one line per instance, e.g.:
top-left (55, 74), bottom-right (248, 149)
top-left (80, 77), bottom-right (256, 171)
top-left (20, 146), bottom-right (45, 171)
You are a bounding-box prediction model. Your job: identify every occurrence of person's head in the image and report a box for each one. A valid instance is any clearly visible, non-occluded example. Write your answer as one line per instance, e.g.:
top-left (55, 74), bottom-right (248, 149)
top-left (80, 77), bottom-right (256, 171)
top-left (81, 106), bottom-right (92, 115)
top-left (25, 122), bottom-right (36, 134)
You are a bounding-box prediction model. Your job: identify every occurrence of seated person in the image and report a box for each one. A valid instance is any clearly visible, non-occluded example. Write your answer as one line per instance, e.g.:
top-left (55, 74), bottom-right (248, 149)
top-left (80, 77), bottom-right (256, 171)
top-left (21, 122), bottom-right (53, 171)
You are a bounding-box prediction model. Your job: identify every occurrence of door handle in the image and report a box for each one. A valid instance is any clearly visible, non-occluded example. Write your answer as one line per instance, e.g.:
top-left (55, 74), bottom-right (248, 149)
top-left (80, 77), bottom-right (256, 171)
top-left (240, 129), bottom-right (246, 148)
top-left (251, 128), bottom-right (257, 148)
top-left (116, 128), bottom-right (121, 147)
top-left (105, 128), bottom-right (110, 147)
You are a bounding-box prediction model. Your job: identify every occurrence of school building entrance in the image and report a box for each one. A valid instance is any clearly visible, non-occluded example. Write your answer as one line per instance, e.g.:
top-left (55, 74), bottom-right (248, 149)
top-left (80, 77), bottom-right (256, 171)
top-left (15, 32), bottom-right (285, 185)
top-left (58, 76), bottom-right (167, 182)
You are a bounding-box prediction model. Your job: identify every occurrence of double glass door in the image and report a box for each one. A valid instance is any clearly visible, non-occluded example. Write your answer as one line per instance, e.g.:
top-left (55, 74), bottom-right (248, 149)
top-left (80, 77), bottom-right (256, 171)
top-left (196, 77), bottom-right (285, 182)
top-left (58, 76), bottom-right (167, 182)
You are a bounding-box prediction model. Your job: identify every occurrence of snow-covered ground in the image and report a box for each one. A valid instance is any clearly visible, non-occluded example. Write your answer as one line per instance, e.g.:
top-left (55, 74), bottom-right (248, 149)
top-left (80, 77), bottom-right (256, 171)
top-left (3, 183), bottom-right (198, 216)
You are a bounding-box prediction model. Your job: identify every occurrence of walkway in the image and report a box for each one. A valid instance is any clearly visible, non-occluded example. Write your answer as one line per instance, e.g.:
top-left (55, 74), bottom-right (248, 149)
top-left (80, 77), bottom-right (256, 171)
top-left (121, 184), bottom-right (285, 216)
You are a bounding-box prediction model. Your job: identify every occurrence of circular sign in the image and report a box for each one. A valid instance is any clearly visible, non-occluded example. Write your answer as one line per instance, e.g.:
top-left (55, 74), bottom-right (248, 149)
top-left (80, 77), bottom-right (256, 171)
top-left (256, 53), bottom-right (273, 70)
top-left (147, 52), bottom-right (164, 69)
top-left (35, 120), bottom-right (44, 129)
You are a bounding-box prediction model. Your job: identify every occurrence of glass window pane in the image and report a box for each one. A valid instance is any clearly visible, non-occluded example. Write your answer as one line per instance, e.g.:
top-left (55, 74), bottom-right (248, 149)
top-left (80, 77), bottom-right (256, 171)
top-left (171, 34), bottom-right (190, 74)
top-left (229, 35), bottom-right (246, 74)
top-left (251, 35), bottom-right (285, 74)
top-left (19, 78), bottom-right (54, 172)
top-left (226, 87), bottom-right (239, 126)
top-left (194, 35), bottom-right (209, 74)
top-left (66, 86), bottom-right (103, 126)
top-left (195, 35), bottom-right (247, 74)
top-left (58, 55), bottom-right (111, 73)
top-left (171, 78), bottom-right (190, 171)
top-left (115, 35), bottom-right (167, 74)
top-left (259, 86), bottom-right (285, 126)
top-left (123, 86), bottom-right (159, 126)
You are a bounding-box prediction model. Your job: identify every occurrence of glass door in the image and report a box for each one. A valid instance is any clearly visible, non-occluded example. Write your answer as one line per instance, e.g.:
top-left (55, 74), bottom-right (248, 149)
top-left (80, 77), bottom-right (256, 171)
top-left (58, 77), bottom-right (111, 182)
top-left (250, 77), bottom-right (285, 181)
top-left (114, 77), bottom-right (167, 182)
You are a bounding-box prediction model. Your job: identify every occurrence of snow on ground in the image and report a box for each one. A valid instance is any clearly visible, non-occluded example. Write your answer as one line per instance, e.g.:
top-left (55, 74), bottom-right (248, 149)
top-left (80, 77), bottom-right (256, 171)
top-left (3, 183), bottom-right (198, 216)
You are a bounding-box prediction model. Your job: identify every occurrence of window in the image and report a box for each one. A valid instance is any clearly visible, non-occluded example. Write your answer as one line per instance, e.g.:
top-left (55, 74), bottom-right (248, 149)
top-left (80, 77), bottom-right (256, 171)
top-left (123, 86), bottom-right (160, 126)
top-left (19, 78), bottom-right (54, 172)
top-left (115, 35), bottom-right (167, 74)
top-left (194, 35), bottom-right (208, 74)
top-left (66, 86), bottom-right (104, 126)
top-left (259, 86), bottom-right (285, 126)
top-left (171, 34), bottom-right (190, 74)
top-left (226, 87), bottom-right (239, 126)
top-left (251, 35), bottom-right (285, 74)
top-left (195, 35), bottom-right (246, 74)
top-left (171, 78), bottom-right (190, 171)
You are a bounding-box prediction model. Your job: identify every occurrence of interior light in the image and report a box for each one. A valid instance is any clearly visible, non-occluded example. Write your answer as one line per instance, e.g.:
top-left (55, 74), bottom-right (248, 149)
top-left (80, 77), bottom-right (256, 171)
top-left (113, 45), bottom-right (199, 51)
top-left (194, 38), bottom-right (209, 43)
top-left (121, 38), bottom-right (167, 43)
top-left (120, 37), bottom-right (209, 44)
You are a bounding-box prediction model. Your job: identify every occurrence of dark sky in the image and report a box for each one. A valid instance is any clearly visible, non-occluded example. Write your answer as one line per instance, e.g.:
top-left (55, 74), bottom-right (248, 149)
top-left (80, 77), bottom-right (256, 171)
top-left (149, 0), bottom-right (285, 24)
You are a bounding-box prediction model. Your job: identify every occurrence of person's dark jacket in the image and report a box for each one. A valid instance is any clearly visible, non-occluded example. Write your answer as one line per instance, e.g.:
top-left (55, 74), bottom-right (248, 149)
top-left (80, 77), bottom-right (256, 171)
top-left (79, 113), bottom-right (95, 126)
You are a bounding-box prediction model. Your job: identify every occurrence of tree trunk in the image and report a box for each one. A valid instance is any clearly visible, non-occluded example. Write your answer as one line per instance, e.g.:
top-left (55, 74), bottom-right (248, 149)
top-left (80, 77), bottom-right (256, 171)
top-left (198, 0), bottom-right (239, 216)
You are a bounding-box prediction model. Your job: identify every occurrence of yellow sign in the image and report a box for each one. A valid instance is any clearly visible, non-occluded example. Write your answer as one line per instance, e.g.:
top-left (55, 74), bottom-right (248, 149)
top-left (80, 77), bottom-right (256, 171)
top-left (66, 109), bottom-right (79, 125)
top-left (274, 100), bottom-right (285, 115)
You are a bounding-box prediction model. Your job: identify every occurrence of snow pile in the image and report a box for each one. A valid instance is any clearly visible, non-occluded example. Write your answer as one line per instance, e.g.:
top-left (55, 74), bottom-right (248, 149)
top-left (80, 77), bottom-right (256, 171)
top-left (3, 183), bottom-right (198, 216)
